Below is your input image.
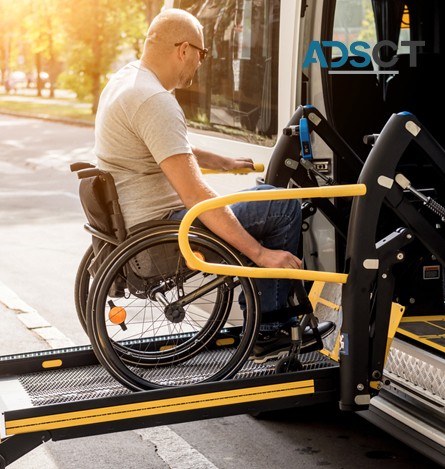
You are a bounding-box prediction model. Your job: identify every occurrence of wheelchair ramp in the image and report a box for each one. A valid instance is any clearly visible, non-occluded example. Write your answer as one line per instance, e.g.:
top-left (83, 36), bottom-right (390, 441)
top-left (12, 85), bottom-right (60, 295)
top-left (0, 348), bottom-right (336, 409)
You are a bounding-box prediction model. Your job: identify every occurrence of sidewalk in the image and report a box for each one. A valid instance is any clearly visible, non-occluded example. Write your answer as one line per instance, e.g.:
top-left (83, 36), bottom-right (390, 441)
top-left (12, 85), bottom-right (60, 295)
top-left (0, 301), bottom-right (49, 356)
top-left (0, 87), bottom-right (89, 357)
top-left (0, 282), bottom-right (75, 357)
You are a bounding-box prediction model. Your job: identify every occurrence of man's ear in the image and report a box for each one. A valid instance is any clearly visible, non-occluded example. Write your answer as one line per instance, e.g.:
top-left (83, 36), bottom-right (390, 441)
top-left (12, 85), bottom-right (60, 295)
top-left (177, 42), bottom-right (188, 62)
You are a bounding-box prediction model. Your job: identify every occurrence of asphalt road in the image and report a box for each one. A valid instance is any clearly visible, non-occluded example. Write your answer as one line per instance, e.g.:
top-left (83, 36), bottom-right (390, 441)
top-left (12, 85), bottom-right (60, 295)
top-left (0, 114), bottom-right (442, 469)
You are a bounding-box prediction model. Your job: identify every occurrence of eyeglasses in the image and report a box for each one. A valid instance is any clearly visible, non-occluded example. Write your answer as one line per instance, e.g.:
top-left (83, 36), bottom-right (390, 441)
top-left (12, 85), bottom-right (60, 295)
top-left (175, 42), bottom-right (209, 61)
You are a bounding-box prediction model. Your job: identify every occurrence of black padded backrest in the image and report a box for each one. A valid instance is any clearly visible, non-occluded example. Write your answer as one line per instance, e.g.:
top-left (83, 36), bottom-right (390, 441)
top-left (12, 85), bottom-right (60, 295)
top-left (76, 169), bottom-right (126, 244)
top-left (72, 164), bottom-right (127, 276)
top-left (79, 175), bottom-right (114, 237)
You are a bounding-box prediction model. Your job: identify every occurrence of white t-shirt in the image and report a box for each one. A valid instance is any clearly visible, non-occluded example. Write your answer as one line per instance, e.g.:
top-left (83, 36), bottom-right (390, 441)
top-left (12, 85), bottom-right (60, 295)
top-left (94, 60), bottom-right (192, 229)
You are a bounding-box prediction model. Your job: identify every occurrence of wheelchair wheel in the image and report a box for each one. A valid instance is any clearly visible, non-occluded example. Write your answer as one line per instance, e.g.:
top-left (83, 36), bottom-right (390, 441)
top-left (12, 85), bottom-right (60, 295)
top-left (87, 225), bottom-right (260, 391)
top-left (74, 244), bottom-right (94, 333)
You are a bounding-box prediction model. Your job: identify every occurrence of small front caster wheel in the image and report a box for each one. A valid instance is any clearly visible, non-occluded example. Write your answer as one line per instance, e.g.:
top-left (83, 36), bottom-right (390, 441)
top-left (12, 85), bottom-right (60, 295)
top-left (275, 354), bottom-right (303, 373)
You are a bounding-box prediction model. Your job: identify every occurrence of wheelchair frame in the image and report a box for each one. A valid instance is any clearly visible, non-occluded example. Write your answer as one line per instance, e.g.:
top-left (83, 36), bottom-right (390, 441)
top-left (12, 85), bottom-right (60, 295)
top-left (70, 159), bottom-right (336, 391)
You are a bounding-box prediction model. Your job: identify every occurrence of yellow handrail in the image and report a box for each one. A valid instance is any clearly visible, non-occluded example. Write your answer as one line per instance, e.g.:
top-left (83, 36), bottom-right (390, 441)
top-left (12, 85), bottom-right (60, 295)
top-left (178, 184), bottom-right (367, 284)
top-left (201, 163), bottom-right (264, 174)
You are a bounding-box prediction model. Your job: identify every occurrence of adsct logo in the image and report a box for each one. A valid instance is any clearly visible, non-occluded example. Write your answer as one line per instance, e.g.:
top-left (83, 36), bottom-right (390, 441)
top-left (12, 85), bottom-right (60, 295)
top-left (303, 40), bottom-right (425, 74)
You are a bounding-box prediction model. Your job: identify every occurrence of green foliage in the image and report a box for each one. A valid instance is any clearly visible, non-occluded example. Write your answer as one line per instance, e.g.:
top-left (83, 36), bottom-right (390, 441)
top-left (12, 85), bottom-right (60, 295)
top-left (0, 1), bottom-right (30, 76)
top-left (58, 0), bottom-right (150, 111)
top-left (57, 71), bottom-right (92, 100)
top-left (0, 0), bottom-right (164, 109)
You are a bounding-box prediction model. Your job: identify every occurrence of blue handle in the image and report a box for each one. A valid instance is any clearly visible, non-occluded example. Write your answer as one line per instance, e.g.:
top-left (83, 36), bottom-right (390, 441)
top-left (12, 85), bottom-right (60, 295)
top-left (299, 117), bottom-right (313, 160)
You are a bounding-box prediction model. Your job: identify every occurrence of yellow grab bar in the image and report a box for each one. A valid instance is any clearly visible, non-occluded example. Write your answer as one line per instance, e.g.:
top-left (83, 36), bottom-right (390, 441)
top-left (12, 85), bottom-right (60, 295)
top-left (178, 184), bottom-right (366, 284)
top-left (201, 163), bottom-right (264, 174)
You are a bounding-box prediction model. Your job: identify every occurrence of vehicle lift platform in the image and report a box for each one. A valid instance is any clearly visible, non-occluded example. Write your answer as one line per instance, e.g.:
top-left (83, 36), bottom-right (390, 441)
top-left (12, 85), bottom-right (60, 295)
top-left (1, 109), bottom-right (445, 467)
top-left (0, 314), bottom-right (444, 468)
top-left (0, 345), bottom-right (339, 467)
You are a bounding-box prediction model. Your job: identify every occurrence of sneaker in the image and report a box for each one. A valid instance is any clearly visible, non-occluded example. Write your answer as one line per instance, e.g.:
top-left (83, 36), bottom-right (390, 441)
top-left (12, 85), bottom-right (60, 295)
top-left (251, 329), bottom-right (292, 364)
top-left (250, 321), bottom-right (336, 364)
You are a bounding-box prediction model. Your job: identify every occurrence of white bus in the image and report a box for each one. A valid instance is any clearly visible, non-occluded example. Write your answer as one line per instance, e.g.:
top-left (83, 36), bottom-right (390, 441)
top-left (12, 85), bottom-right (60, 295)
top-left (165, 0), bottom-right (445, 464)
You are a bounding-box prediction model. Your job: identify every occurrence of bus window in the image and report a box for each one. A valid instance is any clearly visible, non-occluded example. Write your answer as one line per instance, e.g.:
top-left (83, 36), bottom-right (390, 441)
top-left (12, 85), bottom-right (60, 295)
top-left (332, 0), bottom-right (377, 66)
top-left (174, 0), bottom-right (280, 146)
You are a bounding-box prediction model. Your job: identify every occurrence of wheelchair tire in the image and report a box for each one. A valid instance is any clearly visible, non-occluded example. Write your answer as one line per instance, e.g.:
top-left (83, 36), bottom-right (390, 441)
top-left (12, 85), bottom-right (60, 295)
top-left (87, 225), bottom-right (260, 391)
top-left (74, 244), bottom-right (94, 334)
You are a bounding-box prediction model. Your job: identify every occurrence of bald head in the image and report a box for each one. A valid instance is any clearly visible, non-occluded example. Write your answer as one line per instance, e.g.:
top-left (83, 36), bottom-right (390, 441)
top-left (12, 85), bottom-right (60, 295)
top-left (144, 8), bottom-right (203, 56)
top-left (141, 8), bottom-right (205, 91)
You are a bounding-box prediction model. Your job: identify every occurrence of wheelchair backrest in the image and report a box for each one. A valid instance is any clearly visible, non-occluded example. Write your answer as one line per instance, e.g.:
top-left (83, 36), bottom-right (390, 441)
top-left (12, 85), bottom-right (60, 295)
top-left (71, 162), bottom-right (127, 275)
top-left (71, 162), bottom-right (126, 243)
top-left (70, 163), bottom-right (210, 282)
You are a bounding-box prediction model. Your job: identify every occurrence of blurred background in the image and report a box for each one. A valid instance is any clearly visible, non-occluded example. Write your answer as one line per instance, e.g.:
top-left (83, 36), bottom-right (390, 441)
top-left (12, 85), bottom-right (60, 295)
top-left (0, 0), bottom-right (164, 117)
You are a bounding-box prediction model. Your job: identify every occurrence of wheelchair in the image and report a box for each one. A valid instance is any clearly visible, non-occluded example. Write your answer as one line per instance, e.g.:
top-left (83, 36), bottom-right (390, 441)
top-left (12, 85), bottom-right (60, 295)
top-left (71, 162), bottom-right (333, 391)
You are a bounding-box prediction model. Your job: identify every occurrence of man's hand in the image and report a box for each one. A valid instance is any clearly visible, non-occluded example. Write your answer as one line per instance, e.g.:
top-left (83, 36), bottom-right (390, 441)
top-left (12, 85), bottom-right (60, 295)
top-left (160, 153), bottom-right (300, 271)
top-left (253, 247), bottom-right (302, 270)
top-left (192, 147), bottom-right (255, 171)
top-left (220, 156), bottom-right (255, 171)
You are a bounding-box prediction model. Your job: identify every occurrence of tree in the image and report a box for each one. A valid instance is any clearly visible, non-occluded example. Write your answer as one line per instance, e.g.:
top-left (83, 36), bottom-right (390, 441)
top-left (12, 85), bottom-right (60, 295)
top-left (22, 0), bottom-right (65, 97)
top-left (1, 0), bottom-right (165, 107)
top-left (59, 0), bottom-right (155, 113)
top-left (0, 1), bottom-right (29, 86)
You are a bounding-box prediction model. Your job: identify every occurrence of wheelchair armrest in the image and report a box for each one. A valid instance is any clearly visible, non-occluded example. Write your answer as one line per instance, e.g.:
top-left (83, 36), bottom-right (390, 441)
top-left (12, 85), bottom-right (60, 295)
top-left (76, 168), bottom-right (107, 179)
top-left (70, 162), bottom-right (96, 172)
top-left (84, 223), bottom-right (120, 245)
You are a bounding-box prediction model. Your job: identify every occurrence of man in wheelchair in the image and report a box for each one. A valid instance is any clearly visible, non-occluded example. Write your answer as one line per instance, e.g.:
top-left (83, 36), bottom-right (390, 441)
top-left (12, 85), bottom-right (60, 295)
top-left (92, 8), bottom-right (332, 365)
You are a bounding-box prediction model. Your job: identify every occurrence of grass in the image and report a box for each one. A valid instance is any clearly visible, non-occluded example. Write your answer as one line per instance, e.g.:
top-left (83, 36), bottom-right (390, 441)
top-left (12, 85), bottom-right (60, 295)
top-left (0, 94), bottom-right (95, 123)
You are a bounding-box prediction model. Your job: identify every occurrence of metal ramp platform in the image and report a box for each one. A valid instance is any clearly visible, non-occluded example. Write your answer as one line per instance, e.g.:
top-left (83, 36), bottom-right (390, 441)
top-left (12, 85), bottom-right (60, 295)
top-left (1, 292), bottom-right (444, 466)
top-left (0, 346), bottom-right (337, 410)
top-left (0, 345), bottom-right (339, 468)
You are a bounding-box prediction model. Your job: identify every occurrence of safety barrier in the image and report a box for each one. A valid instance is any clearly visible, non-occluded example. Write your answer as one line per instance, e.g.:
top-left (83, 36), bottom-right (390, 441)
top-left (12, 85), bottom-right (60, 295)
top-left (178, 184), bottom-right (366, 283)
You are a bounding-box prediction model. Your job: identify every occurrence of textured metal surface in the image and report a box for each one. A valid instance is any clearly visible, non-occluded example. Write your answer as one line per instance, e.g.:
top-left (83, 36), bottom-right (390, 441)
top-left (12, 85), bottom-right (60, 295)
top-left (237, 351), bottom-right (336, 380)
top-left (10, 281), bottom-right (342, 408)
top-left (311, 282), bottom-right (342, 352)
top-left (384, 339), bottom-right (445, 404)
top-left (17, 351), bottom-right (336, 407)
top-left (18, 365), bottom-right (131, 406)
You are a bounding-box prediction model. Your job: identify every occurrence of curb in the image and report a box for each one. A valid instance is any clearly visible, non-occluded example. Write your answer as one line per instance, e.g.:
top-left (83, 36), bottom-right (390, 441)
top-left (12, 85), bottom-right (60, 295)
top-left (0, 281), bottom-right (75, 350)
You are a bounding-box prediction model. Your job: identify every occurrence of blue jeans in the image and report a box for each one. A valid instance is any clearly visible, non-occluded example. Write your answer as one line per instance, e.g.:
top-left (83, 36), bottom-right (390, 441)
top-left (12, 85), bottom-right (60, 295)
top-left (168, 184), bottom-right (302, 315)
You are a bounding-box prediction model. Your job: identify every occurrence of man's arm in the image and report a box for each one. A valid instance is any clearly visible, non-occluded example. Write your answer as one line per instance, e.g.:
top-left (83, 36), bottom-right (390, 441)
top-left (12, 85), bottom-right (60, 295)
top-left (192, 146), bottom-right (255, 171)
top-left (160, 153), bottom-right (302, 270)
